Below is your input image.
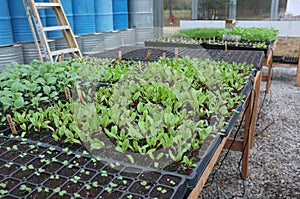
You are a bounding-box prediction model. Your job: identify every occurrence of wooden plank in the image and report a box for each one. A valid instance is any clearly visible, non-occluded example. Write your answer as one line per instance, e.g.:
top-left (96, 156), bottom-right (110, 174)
top-left (265, 50), bottom-right (273, 94)
top-left (296, 45), bottom-right (300, 87)
top-left (187, 137), bottom-right (229, 199)
top-left (35, 2), bottom-right (60, 9)
top-left (224, 139), bottom-right (243, 151)
top-left (43, 25), bottom-right (70, 32)
top-left (250, 70), bottom-right (262, 148)
top-left (273, 62), bottom-right (298, 67)
top-left (241, 90), bottom-right (254, 180)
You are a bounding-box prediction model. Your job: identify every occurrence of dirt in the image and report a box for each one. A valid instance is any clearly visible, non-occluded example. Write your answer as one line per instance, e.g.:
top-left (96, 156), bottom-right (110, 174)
top-left (274, 37), bottom-right (300, 57)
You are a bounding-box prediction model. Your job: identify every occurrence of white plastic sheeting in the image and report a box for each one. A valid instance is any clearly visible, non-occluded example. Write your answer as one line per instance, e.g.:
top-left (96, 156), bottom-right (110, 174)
top-left (286, 0), bottom-right (300, 16)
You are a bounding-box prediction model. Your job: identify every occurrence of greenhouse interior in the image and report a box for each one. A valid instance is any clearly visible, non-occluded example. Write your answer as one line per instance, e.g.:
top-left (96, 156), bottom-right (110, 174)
top-left (0, 0), bottom-right (299, 198)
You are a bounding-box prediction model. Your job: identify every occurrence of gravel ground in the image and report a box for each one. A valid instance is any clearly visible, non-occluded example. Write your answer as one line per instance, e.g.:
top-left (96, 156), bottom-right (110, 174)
top-left (199, 66), bottom-right (300, 198)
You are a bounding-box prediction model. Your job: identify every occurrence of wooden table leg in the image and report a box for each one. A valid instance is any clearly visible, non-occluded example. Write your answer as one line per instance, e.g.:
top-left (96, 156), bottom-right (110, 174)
top-left (265, 51), bottom-right (273, 94)
top-left (241, 90), bottom-right (254, 180)
top-left (296, 45), bottom-right (300, 87)
top-left (250, 70), bottom-right (262, 148)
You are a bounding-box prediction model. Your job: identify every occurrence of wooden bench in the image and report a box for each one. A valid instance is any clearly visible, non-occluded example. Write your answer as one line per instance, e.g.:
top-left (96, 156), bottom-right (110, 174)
top-left (263, 41), bottom-right (300, 92)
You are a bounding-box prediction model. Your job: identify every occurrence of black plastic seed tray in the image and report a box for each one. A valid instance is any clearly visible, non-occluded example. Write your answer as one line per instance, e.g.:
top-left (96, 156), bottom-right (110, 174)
top-left (144, 41), bottom-right (201, 49)
top-left (0, 134), bottom-right (189, 199)
top-left (121, 48), bottom-right (181, 62)
top-left (282, 56), bottom-right (298, 64)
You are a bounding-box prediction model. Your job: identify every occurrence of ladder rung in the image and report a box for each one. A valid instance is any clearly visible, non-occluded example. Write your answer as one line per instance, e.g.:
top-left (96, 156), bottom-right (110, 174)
top-left (35, 3), bottom-right (60, 9)
top-left (44, 26), bottom-right (70, 32)
top-left (50, 48), bottom-right (80, 57)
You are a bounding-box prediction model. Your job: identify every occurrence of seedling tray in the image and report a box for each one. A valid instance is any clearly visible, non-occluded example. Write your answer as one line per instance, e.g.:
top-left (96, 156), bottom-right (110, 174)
top-left (0, 134), bottom-right (189, 199)
top-left (121, 48), bottom-right (181, 62)
top-left (202, 43), bottom-right (269, 55)
top-left (144, 41), bottom-right (201, 49)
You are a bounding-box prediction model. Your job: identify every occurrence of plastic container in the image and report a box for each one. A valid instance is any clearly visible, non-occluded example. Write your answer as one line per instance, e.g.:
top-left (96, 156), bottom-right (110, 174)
top-left (0, 0), bottom-right (14, 46)
top-left (72, 0), bottom-right (95, 35)
top-left (8, 0), bottom-right (46, 42)
top-left (129, 0), bottom-right (153, 28)
top-left (95, 0), bottom-right (113, 32)
top-left (112, 0), bottom-right (129, 30)
top-left (0, 44), bottom-right (24, 71)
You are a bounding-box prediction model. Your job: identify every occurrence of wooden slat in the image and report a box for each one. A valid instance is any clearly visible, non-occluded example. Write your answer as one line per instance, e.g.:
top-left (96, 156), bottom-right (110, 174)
top-left (35, 2), bottom-right (60, 9)
top-left (43, 25), bottom-right (69, 32)
top-left (296, 45), bottom-right (300, 87)
top-left (50, 48), bottom-right (79, 56)
top-left (224, 139), bottom-right (243, 151)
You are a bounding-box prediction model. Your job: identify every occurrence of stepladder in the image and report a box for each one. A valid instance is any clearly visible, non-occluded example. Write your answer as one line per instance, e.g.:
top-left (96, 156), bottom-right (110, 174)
top-left (22, 0), bottom-right (82, 62)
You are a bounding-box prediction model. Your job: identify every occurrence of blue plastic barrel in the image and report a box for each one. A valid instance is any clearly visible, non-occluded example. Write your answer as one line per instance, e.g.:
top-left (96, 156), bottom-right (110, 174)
top-left (72, 0), bottom-right (96, 35)
top-left (45, 0), bottom-right (73, 38)
top-left (0, 0), bottom-right (14, 46)
top-left (112, 0), bottom-right (129, 30)
top-left (8, 0), bottom-right (46, 42)
top-left (95, 0), bottom-right (113, 32)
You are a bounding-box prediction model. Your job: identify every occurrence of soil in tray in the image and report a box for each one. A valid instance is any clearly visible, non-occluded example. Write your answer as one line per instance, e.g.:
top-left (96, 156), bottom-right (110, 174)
top-left (28, 189), bottom-right (52, 199)
top-left (99, 190), bottom-right (123, 199)
top-left (14, 154), bottom-right (35, 165)
top-left (159, 174), bottom-right (182, 187)
top-left (129, 181), bottom-right (153, 195)
top-left (49, 193), bottom-right (71, 199)
top-left (149, 185), bottom-right (174, 199)
top-left (0, 178), bottom-right (20, 190)
top-left (139, 171), bottom-right (161, 184)
top-left (42, 149), bottom-right (61, 159)
top-left (70, 156), bottom-right (90, 166)
top-left (56, 153), bottom-right (74, 162)
top-left (76, 168), bottom-right (96, 181)
top-left (28, 158), bottom-right (44, 168)
top-left (112, 177), bottom-right (133, 191)
top-left (10, 183), bottom-right (36, 197)
top-left (91, 173), bottom-right (114, 186)
top-left (28, 173), bottom-right (51, 184)
top-left (85, 160), bottom-right (105, 170)
top-left (120, 167), bottom-right (142, 178)
top-left (43, 176), bottom-right (67, 189)
top-left (121, 194), bottom-right (144, 199)
top-left (43, 162), bottom-right (63, 173)
top-left (57, 166), bottom-right (80, 178)
top-left (1, 150), bottom-right (21, 161)
top-left (27, 146), bottom-right (47, 155)
top-left (12, 169), bottom-right (35, 181)
top-left (79, 186), bottom-right (103, 198)
top-left (0, 164), bottom-right (20, 175)
top-left (62, 181), bottom-right (84, 193)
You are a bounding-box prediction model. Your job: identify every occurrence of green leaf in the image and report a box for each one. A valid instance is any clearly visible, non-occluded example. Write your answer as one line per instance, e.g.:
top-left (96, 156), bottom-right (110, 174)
top-left (47, 77), bottom-right (57, 85)
top-left (14, 97), bottom-right (25, 109)
top-left (126, 154), bottom-right (135, 164)
top-left (43, 86), bottom-right (51, 95)
top-left (0, 97), bottom-right (12, 106)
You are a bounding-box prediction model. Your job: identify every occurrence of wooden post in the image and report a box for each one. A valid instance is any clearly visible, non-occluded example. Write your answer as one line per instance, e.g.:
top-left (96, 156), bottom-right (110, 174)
top-left (241, 90), bottom-right (254, 180)
top-left (296, 44), bottom-right (300, 86)
top-left (118, 51), bottom-right (122, 61)
top-left (76, 85), bottom-right (86, 105)
top-left (6, 114), bottom-right (18, 135)
top-left (64, 87), bottom-right (71, 101)
top-left (145, 49), bottom-right (152, 61)
top-left (175, 48), bottom-right (179, 59)
top-left (162, 52), bottom-right (166, 58)
top-left (225, 42), bottom-right (228, 51)
top-left (265, 50), bottom-right (273, 94)
top-left (250, 70), bottom-right (262, 148)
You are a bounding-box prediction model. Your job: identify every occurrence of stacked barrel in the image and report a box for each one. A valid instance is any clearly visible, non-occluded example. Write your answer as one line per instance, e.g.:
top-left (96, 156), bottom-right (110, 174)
top-left (0, 0), bottom-right (160, 69)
